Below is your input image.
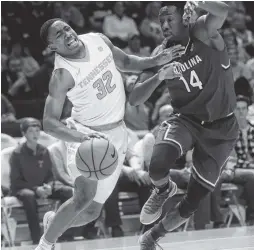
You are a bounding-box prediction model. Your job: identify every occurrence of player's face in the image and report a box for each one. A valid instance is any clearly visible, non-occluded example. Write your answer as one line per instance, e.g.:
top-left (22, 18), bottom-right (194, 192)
top-left (235, 101), bottom-right (248, 121)
top-left (159, 6), bottom-right (185, 41)
top-left (47, 21), bottom-right (80, 56)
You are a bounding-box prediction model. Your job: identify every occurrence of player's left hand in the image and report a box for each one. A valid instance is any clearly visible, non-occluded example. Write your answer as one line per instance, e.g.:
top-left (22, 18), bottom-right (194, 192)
top-left (154, 45), bottom-right (185, 66)
top-left (158, 62), bottom-right (183, 80)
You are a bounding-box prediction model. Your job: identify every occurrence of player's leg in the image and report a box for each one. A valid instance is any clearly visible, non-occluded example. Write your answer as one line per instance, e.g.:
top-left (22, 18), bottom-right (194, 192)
top-left (139, 175), bottom-right (211, 250)
top-left (35, 176), bottom-right (97, 250)
top-left (160, 132), bottom-right (237, 231)
top-left (139, 124), bottom-right (238, 249)
top-left (140, 119), bottom-right (195, 225)
top-left (45, 200), bottom-right (104, 229)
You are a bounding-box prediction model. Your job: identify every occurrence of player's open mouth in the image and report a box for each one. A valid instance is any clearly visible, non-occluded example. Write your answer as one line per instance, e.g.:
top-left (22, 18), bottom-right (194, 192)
top-left (163, 31), bottom-right (172, 37)
top-left (67, 38), bottom-right (78, 48)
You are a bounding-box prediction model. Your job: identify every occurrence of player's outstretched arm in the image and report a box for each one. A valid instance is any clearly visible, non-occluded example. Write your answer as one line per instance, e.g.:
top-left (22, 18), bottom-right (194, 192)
top-left (99, 33), bottom-right (185, 72)
top-left (43, 69), bottom-right (101, 143)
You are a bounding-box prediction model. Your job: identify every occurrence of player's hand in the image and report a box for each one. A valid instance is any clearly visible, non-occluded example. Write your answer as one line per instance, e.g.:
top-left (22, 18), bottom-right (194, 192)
top-left (183, 1), bottom-right (199, 26)
top-left (154, 45), bottom-right (185, 66)
top-left (158, 62), bottom-right (183, 80)
top-left (80, 132), bottom-right (108, 142)
top-left (124, 167), bottom-right (142, 186)
top-left (36, 186), bottom-right (49, 199)
top-left (136, 170), bottom-right (152, 186)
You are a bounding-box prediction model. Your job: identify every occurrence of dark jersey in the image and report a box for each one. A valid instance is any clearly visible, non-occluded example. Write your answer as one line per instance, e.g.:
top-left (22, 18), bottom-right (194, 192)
top-left (165, 36), bottom-right (236, 122)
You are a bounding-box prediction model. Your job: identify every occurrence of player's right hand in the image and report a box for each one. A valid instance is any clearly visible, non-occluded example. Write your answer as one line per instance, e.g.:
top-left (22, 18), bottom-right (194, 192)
top-left (81, 132), bottom-right (108, 141)
top-left (155, 45), bottom-right (185, 66)
top-left (158, 62), bottom-right (183, 81)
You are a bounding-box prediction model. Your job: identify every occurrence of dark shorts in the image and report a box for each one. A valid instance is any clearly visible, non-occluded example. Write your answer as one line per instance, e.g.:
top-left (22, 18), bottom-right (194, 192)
top-left (155, 113), bottom-right (239, 191)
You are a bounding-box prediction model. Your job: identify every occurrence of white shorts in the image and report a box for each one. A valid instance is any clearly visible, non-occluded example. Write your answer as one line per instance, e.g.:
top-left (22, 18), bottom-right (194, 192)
top-left (65, 118), bottom-right (128, 204)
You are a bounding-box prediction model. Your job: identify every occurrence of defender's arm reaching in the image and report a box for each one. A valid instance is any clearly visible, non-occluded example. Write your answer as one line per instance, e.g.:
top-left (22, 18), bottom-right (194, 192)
top-left (128, 44), bottom-right (184, 106)
top-left (99, 33), bottom-right (184, 72)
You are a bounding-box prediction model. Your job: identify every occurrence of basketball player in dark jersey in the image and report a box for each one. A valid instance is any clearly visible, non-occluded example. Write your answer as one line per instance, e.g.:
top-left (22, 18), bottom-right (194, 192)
top-left (129, 2), bottom-right (239, 249)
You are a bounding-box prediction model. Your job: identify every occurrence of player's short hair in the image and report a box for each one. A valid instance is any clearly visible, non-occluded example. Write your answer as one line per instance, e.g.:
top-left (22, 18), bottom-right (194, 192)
top-left (159, 1), bottom-right (186, 16)
top-left (40, 18), bottom-right (64, 45)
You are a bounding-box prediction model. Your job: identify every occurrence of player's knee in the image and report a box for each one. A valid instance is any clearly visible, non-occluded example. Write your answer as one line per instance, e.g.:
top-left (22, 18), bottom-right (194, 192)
top-left (73, 177), bottom-right (97, 211)
top-left (149, 143), bottom-right (181, 181)
top-left (86, 202), bottom-right (103, 221)
top-left (73, 194), bottom-right (94, 212)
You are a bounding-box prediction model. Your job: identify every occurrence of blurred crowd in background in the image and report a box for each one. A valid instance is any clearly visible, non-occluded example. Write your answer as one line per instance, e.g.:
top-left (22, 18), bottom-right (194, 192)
top-left (1, 1), bottom-right (254, 246)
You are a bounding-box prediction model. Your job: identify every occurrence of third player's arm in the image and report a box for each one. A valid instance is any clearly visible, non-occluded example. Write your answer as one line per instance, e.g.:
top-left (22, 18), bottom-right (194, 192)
top-left (129, 70), bottom-right (162, 106)
top-left (129, 61), bottom-right (182, 106)
top-left (43, 69), bottom-right (92, 143)
top-left (99, 33), bottom-right (184, 72)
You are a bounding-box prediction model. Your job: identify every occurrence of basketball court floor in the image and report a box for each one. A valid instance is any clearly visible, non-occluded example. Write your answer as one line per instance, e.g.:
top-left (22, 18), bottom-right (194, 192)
top-left (5, 226), bottom-right (254, 250)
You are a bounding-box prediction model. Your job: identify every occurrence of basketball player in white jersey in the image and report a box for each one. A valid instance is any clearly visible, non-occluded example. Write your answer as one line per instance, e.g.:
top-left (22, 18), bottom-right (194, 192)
top-left (35, 18), bottom-right (183, 250)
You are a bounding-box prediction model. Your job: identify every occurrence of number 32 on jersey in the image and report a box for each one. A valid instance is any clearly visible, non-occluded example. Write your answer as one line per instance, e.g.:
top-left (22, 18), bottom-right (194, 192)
top-left (93, 70), bottom-right (116, 100)
top-left (179, 70), bottom-right (203, 92)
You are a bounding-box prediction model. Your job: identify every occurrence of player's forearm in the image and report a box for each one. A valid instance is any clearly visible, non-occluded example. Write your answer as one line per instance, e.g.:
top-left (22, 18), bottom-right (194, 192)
top-left (43, 118), bottom-right (86, 143)
top-left (125, 54), bottom-right (160, 72)
top-left (129, 73), bottom-right (162, 106)
top-left (197, 1), bottom-right (229, 18)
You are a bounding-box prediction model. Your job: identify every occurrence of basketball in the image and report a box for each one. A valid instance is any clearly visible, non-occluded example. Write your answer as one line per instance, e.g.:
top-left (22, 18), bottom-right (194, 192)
top-left (75, 138), bottom-right (119, 180)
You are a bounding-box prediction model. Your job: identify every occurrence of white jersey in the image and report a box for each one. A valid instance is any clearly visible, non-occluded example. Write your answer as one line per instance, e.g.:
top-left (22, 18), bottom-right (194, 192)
top-left (53, 33), bottom-right (126, 127)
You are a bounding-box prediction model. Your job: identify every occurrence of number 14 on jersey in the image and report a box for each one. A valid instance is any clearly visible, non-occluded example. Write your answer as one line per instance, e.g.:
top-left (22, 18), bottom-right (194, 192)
top-left (179, 70), bottom-right (203, 92)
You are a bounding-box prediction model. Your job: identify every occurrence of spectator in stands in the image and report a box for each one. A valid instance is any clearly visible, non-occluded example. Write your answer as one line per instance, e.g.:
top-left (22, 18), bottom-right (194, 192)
top-left (150, 89), bottom-right (171, 124)
top-left (1, 54), bottom-right (8, 72)
top-left (244, 58), bottom-right (254, 95)
top-left (88, 2), bottom-right (111, 33)
top-left (231, 95), bottom-right (254, 225)
top-left (123, 34), bottom-right (150, 57)
top-left (10, 41), bottom-right (40, 77)
top-left (1, 56), bottom-right (32, 100)
top-left (151, 104), bottom-right (173, 133)
top-left (124, 2), bottom-right (145, 26)
top-left (114, 34), bottom-right (149, 70)
top-left (9, 118), bottom-right (73, 244)
top-left (124, 75), bottom-right (150, 131)
top-left (221, 2), bottom-right (254, 81)
top-left (139, 2), bottom-right (163, 49)
top-left (234, 77), bottom-right (254, 104)
top-left (227, 2), bottom-right (253, 64)
top-left (234, 96), bottom-right (254, 168)
top-left (27, 47), bottom-right (55, 98)
top-left (52, 2), bottom-right (85, 33)
top-left (211, 96), bottom-right (254, 227)
top-left (103, 2), bottom-right (139, 48)
top-left (1, 25), bottom-right (11, 56)
top-left (1, 94), bottom-right (22, 137)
